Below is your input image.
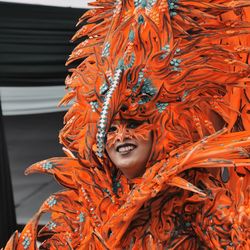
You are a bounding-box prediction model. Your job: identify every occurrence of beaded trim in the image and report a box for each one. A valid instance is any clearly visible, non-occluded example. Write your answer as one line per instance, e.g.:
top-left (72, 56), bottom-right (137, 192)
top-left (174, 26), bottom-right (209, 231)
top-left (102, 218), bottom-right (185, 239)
top-left (96, 61), bottom-right (124, 157)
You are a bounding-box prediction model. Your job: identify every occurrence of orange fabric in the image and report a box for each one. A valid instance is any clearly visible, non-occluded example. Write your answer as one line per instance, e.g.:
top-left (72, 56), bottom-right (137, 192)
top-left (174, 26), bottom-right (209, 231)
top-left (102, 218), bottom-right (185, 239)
top-left (106, 123), bottom-right (154, 148)
top-left (3, 0), bottom-right (250, 249)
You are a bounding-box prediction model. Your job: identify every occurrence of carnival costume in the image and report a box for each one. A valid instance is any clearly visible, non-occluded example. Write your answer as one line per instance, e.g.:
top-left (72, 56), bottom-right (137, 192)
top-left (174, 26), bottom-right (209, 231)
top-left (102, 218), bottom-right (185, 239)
top-left (4, 0), bottom-right (250, 249)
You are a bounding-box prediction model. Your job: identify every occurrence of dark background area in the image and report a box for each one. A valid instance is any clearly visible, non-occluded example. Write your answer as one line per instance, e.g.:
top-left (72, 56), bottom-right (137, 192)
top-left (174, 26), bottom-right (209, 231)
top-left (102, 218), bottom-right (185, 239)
top-left (0, 2), bottom-right (85, 247)
top-left (0, 2), bottom-right (84, 87)
top-left (3, 111), bottom-right (65, 225)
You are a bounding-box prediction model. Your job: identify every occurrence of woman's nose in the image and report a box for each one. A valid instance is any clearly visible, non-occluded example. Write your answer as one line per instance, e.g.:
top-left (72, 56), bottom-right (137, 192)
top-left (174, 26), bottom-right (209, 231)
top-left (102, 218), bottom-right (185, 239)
top-left (116, 126), bottom-right (130, 142)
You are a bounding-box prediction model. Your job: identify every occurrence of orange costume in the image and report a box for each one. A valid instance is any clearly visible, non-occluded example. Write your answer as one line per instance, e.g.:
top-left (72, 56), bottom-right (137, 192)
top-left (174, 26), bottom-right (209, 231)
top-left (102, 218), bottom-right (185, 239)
top-left (4, 0), bottom-right (250, 249)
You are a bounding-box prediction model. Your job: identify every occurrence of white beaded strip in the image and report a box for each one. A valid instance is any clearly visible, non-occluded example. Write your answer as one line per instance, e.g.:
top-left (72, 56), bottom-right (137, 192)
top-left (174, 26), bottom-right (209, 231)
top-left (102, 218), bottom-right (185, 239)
top-left (96, 67), bottom-right (123, 157)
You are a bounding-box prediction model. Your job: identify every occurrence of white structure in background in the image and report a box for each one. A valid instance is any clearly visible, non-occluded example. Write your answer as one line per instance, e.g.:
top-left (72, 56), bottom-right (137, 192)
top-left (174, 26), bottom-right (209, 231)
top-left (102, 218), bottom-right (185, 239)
top-left (0, 0), bottom-right (89, 8)
top-left (0, 0), bottom-right (87, 115)
top-left (0, 86), bottom-right (72, 115)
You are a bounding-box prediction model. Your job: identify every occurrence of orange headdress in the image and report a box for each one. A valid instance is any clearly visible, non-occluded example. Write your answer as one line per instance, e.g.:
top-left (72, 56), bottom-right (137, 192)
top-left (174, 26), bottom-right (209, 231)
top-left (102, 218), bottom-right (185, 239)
top-left (4, 1), bottom-right (250, 249)
top-left (60, 0), bottom-right (250, 162)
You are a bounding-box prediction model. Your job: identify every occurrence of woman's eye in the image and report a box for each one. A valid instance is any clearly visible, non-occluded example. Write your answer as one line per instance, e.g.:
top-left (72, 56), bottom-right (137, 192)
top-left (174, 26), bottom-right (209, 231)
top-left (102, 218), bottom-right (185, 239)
top-left (108, 126), bottom-right (117, 132)
top-left (127, 121), bottom-right (142, 129)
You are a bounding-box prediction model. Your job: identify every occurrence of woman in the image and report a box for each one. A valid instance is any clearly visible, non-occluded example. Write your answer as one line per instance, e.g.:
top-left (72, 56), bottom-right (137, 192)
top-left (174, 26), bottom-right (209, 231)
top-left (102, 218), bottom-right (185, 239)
top-left (4, 0), bottom-right (250, 249)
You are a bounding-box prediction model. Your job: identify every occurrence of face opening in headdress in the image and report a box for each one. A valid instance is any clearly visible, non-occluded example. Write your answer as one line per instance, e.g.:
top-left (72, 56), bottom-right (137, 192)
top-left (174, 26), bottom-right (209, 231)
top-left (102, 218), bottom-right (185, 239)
top-left (105, 115), bottom-right (154, 179)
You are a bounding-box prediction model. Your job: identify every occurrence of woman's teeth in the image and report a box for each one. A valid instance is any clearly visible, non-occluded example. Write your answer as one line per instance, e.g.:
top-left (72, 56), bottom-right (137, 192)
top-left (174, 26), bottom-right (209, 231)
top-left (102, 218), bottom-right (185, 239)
top-left (118, 145), bottom-right (136, 153)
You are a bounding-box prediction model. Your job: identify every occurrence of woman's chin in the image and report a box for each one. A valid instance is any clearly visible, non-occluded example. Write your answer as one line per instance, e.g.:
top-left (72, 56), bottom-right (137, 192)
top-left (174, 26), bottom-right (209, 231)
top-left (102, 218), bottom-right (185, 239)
top-left (116, 159), bottom-right (145, 179)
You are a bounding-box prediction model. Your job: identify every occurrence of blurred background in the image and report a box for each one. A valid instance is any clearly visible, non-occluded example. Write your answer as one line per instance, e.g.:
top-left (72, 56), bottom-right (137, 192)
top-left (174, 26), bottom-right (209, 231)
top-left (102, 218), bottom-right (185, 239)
top-left (0, 0), bottom-right (87, 246)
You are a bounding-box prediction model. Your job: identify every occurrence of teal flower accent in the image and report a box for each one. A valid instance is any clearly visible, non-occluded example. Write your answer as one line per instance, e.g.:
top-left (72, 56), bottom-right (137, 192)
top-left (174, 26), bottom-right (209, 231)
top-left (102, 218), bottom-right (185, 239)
top-left (118, 59), bottom-right (125, 70)
top-left (170, 58), bottom-right (182, 71)
top-left (129, 30), bottom-right (135, 42)
top-left (78, 212), bottom-right (86, 223)
top-left (132, 70), bottom-right (144, 92)
top-left (47, 197), bottom-right (57, 207)
top-left (138, 15), bottom-right (145, 24)
top-left (148, 0), bottom-right (157, 9)
top-left (134, 0), bottom-right (142, 8)
top-left (48, 221), bottom-right (57, 230)
top-left (168, 0), bottom-right (179, 17)
top-left (141, 78), bottom-right (157, 96)
top-left (162, 44), bottom-right (170, 52)
top-left (138, 96), bottom-right (151, 104)
top-left (42, 161), bottom-right (54, 170)
top-left (141, 0), bottom-right (147, 8)
top-left (156, 102), bottom-right (169, 113)
top-left (175, 48), bottom-right (181, 54)
top-left (112, 180), bottom-right (121, 194)
top-left (22, 236), bottom-right (31, 249)
top-left (161, 44), bottom-right (170, 59)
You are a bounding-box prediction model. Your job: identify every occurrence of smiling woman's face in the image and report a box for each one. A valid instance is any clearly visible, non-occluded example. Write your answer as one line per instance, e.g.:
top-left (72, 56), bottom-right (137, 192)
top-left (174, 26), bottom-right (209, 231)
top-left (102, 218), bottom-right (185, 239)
top-left (105, 119), bottom-right (153, 179)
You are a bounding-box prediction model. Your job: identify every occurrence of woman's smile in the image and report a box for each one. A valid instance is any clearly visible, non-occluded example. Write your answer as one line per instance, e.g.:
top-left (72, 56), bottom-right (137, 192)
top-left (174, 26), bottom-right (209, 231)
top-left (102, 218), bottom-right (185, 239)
top-left (105, 119), bottom-right (153, 179)
top-left (116, 142), bottom-right (137, 155)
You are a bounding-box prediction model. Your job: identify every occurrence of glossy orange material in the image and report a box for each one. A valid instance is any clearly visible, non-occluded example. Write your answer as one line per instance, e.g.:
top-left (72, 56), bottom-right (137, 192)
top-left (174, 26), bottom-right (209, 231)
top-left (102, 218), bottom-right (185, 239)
top-left (3, 0), bottom-right (250, 249)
